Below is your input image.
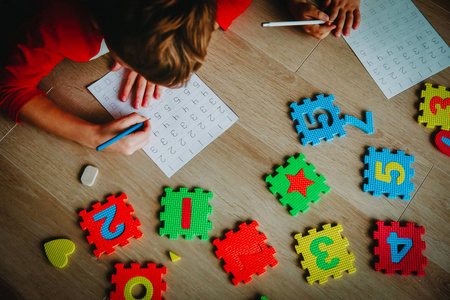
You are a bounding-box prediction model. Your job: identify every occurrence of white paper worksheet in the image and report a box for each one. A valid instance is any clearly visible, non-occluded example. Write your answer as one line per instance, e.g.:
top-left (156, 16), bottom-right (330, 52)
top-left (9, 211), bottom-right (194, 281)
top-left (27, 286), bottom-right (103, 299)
top-left (343, 0), bottom-right (450, 99)
top-left (88, 69), bottom-right (238, 177)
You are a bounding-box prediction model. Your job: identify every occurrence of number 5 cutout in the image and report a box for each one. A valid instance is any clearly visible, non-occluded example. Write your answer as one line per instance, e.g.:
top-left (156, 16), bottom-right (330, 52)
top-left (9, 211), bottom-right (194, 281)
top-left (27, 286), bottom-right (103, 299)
top-left (375, 161), bottom-right (405, 185)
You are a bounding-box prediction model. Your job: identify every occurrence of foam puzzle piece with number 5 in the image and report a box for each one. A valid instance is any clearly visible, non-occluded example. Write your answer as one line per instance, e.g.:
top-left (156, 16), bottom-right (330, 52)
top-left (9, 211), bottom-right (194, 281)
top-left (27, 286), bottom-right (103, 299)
top-left (290, 94), bottom-right (346, 146)
top-left (418, 83), bottom-right (450, 130)
top-left (265, 153), bottom-right (330, 216)
top-left (213, 220), bottom-right (278, 285)
top-left (159, 187), bottom-right (213, 240)
top-left (374, 221), bottom-right (427, 276)
top-left (363, 147), bottom-right (415, 200)
top-left (110, 263), bottom-right (167, 300)
top-left (294, 223), bottom-right (356, 284)
top-left (79, 193), bottom-right (143, 257)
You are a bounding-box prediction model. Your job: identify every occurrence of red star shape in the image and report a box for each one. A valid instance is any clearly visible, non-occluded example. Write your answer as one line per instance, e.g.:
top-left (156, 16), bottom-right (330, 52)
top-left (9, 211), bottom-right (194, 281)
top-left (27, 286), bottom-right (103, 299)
top-left (286, 169), bottom-right (315, 197)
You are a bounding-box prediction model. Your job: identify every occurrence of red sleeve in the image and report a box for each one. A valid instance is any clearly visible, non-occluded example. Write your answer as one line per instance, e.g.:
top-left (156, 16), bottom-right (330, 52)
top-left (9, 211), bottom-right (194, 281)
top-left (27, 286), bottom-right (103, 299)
top-left (215, 0), bottom-right (252, 30)
top-left (0, 1), bottom-right (102, 123)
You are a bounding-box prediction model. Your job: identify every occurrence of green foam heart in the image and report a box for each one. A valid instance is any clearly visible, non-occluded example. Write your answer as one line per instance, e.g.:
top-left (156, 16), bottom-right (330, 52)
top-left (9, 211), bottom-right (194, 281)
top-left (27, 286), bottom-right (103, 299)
top-left (44, 239), bottom-right (75, 268)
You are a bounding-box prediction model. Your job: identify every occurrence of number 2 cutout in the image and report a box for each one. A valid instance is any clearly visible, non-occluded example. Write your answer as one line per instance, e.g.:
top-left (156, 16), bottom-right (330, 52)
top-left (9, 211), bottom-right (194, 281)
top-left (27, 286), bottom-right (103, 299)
top-left (310, 236), bottom-right (339, 270)
top-left (375, 161), bottom-right (405, 185)
top-left (386, 232), bottom-right (412, 263)
top-left (93, 205), bottom-right (125, 240)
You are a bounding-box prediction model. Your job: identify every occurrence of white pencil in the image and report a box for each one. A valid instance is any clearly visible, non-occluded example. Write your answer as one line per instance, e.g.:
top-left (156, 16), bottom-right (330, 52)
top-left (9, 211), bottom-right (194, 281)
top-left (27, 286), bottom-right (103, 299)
top-left (262, 20), bottom-right (326, 27)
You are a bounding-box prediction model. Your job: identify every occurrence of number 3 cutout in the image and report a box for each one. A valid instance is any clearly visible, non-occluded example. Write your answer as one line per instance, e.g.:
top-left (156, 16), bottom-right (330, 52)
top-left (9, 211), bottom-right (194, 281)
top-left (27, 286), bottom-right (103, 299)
top-left (93, 205), bottom-right (125, 240)
top-left (310, 236), bottom-right (339, 270)
top-left (375, 161), bottom-right (405, 185)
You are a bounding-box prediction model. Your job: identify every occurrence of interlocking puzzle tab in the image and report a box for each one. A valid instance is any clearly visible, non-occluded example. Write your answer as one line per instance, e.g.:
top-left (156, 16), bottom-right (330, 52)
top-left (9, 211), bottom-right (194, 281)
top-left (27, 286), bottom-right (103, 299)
top-left (418, 83), bottom-right (450, 130)
top-left (290, 94), bottom-right (346, 146)
top-left (374, 221), bottom-right (427, 276)
top-left (213, 220), bottom-right (278, 285)
top-left (363, 147), bottom-right (415, 200)
top-left (294, 223), bottom-right (356, 284)
top-left (435, 130), bottom-right (450, 156)
top-left (79, 193), bottom-right (143, 257)
top-left (110, 263), bottom-right (167, 300)
top-left (44, 239), bottom-right (75, 268)
top-left (160, 187), bottom-right (213, 240)
top-left (344, 111), bottom-right (374, 134)
top-left (265, 154), bottom-right (330, 216)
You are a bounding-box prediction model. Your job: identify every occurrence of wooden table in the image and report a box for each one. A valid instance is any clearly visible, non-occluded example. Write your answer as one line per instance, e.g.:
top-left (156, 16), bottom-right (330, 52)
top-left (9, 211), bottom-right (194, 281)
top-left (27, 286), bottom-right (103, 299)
top-left (1, 1), bottom-right (449, 299)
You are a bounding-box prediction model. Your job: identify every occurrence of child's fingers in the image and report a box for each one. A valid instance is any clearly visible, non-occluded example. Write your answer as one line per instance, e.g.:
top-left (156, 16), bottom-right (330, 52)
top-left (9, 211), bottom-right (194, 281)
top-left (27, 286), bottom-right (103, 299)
top-left (305, 5), bottom-right (329, 22)
top-left (142, 82), bottom-right (156, 108)
top-left (328, 3), bottom-right (340, 23)
top-left (154, 85), bottom-right (164, 99)
top-left (121, 71), bottom-right (138, 102)
top-left (334, 12), bottom-right (346, 37)
top-left (322, 0), bottom-right (332, 11)
top-left (353, 9), bottom-right (361, 29)
top-left (111, 61), bottom-right (122, 71)
top-left (343, 11), bottom-right (354, 36)
top-left (134, 76), bottom-right (147, 109)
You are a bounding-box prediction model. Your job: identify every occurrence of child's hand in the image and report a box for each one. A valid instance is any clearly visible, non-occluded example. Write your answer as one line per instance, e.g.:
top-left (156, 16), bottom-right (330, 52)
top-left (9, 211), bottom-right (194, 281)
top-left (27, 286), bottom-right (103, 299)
top-left (96, 112), bottom-right (151, 155)
top-left (287, 0), bottom-right (336, 40)
top-left (111, 61), bottom-right (164, 109)
top-left (322, 0), bottom-right (361, 37)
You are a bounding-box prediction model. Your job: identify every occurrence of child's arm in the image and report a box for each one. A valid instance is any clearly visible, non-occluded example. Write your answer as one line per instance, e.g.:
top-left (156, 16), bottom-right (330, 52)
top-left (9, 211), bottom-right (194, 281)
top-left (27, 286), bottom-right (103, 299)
top-left (215, 0), bottom-right (252, 30)
top-left (322, 0), bottom-right (360, 37)
top-left (287, 0), bottom-right (336, 40)
top-left (18, 95), bottom-right (151, 155)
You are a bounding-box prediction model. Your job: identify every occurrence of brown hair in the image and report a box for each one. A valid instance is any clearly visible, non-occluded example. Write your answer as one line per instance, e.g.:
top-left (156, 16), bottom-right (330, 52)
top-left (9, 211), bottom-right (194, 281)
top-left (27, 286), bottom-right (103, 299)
top-left (89, 0), bottom-right (216, 87)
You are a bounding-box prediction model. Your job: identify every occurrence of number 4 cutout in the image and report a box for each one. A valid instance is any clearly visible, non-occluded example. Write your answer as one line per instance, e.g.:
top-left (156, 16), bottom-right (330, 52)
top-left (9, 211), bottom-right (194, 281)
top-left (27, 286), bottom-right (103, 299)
top-left (386, 232), bottom-right (412, 263)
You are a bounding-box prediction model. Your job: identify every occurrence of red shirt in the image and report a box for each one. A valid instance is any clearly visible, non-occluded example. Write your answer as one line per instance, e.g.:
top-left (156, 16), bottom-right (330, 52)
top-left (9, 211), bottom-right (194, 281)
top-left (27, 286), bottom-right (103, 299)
top-left (0, 0), bottom-right (252, 123)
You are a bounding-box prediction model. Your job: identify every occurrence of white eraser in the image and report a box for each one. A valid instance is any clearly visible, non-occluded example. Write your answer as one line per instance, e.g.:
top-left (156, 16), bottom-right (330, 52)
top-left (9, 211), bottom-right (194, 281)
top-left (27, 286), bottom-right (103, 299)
top-left (80, 165), bottom-right (99, 186)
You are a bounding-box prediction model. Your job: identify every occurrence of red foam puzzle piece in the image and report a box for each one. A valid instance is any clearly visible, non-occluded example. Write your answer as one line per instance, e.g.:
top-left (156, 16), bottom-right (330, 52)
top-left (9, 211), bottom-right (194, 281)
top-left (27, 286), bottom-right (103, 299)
top-left (213, 220), bottom-right (278, 285)
top-left (110, 263), bottom-right (167, 300)
top-left (79, 193), bottom-right (143, 257)
top-left (374, 221), bottom-right (427, 276)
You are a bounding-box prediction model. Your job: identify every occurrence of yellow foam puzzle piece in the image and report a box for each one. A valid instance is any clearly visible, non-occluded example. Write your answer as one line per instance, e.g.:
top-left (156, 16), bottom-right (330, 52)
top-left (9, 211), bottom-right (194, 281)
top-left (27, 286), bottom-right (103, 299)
top-left (169, 252), bottom-right (180, 262)
top-left (44, 239), bottom-right (75, 268)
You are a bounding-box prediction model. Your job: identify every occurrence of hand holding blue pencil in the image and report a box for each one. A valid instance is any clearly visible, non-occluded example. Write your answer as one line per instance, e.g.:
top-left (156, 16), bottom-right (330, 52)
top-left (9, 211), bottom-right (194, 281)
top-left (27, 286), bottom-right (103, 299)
top-left (96, 118), bottom-right (150, 151)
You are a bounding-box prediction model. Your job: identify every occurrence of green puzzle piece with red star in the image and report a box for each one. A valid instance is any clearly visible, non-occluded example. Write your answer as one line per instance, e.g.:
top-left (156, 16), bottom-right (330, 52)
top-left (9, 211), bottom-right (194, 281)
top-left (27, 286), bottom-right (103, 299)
top-left (265, 154), bottom-right (330, 216)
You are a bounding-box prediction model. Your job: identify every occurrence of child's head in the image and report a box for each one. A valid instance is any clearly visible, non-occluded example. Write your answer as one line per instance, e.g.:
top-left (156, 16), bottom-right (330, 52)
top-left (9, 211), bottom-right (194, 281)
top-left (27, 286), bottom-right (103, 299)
top-left (89, 0), bottom-right (216, 87)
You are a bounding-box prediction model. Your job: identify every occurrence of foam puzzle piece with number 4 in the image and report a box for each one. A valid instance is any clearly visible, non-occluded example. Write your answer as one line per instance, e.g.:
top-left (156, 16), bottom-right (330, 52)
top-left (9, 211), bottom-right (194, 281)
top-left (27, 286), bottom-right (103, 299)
top-left (374, 221), bottom-right (427, 276)
top-left (363, 147), bottom-right (415, 200)
top-left (110, 263), bottom-right (167, 300)
top-left (213, 220), bottom-right (278, 285)
top-left (159, 187), bottom-right (213, 240)
top-left (290, 94), bottom-right (346, 146)
top-left (265, 153), bottom-right (330, 216)
top-left (294, 223), bottom-right (356, 284)
top-left (79, 193), bottom-right (143, 257)
top-left (418, 83), bottom-right (450, 130)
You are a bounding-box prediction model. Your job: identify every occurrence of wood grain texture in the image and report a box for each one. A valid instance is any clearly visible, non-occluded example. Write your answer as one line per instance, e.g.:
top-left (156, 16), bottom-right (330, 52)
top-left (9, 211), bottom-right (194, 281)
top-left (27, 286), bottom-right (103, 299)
top-left (0, 0), bottom-right (449, 299)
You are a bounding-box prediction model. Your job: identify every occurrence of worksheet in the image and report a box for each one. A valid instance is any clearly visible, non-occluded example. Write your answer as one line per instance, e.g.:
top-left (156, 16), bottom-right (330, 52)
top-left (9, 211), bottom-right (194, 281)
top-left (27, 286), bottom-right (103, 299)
top-left (88, 69), bottom-right (238, 177)
top-left (343, 0), bottom-right (450, 99)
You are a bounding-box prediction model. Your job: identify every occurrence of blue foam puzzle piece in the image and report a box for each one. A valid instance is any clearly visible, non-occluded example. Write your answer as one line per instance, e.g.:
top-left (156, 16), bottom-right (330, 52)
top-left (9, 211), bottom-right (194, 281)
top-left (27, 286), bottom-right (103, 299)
top-left (290, 94), bottom-right (347, 146)
top-left (363, 147), bottom-right (415, 200)
top-left (344, 111), bottom-right (374, 134)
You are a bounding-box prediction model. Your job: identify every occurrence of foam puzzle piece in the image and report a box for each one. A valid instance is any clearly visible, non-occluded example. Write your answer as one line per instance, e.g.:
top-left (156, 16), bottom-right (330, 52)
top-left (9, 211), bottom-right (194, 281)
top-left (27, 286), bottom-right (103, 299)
top-left (261, 297), bottom-right (270, 300)
top-left (344, 111), bottom-right (374, 134)
top-left (418, 83), bottom-right (450, 130)
top-left (265, 154), bottom-right (330, 216)
top-left (435, 130), bottom-right (450, 156)
top-left (79, 193), bottom-right (143, 257)
top-left (290, 94), bottom-right (346, 146)
top-left (159, 187), bottom-right (213, 240)
top-left (169, 252), bottom-right (180, 262)
top-left (294, 223), bottom-right (356, 284)
top-left (213, 220), bottom-right (278, 285)
top-left (80, 165), bottom-right (99, 186)
top-left (110, 263), bottom-right (167, 300)
top-left (374, 221), bottom-right (427, 276)
top-left (363, 147), bottom-right (415, 200)
top-left (44, 239), bottom-right (75, 268)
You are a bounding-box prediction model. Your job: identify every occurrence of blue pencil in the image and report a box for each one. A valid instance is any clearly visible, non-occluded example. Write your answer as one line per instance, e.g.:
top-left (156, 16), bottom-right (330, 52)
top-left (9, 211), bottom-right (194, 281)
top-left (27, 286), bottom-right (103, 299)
top-left (96, 121), bottom-right (145, 151)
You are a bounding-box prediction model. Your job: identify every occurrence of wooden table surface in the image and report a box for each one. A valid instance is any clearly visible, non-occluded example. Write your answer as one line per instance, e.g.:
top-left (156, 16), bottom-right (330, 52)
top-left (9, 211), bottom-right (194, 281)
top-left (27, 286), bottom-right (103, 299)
top-left (1, 1), bottom-right (449, 299)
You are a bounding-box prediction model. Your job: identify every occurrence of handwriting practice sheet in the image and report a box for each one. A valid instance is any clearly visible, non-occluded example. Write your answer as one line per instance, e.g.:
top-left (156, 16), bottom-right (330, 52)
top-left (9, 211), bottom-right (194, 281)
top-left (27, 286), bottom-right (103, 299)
top-left (88, 68), bottom-right (238, 177)
top-left (343, 0), bottom-right (450, 99)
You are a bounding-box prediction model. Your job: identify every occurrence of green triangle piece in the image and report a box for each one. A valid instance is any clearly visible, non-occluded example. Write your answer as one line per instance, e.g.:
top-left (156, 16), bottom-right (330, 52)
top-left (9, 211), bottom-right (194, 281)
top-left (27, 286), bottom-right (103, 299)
top-left (169, 251), bottom-right (181, 261)
top-left (44, 239), bottom-right (75, 268)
